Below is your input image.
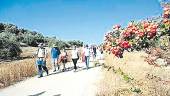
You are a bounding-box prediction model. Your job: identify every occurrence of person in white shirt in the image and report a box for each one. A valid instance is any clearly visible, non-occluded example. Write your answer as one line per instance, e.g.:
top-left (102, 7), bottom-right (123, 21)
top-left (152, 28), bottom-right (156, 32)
top-left (71, 45), bottom-right (79, 71)
top-left (96, 47), bottom-right (101, 60)
top-left (36, 43), bottom-right (48, 78)
top-left (84, 45), bottom-right (90, 69)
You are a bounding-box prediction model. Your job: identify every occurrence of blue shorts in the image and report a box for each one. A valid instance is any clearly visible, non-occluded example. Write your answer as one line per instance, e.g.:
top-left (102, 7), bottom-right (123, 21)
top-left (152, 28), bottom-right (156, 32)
top-left (36, 58), bottom-right (46, 66)
top-left (51, 58), bottom-right (59, 64)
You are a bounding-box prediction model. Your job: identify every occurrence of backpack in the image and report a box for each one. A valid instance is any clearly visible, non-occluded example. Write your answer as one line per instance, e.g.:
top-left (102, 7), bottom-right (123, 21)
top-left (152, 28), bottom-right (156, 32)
top-left (37, 48), bottom-right (46, 57)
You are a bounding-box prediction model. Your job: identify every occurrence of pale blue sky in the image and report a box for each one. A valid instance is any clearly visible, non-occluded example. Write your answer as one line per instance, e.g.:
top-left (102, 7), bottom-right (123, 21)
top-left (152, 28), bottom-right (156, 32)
top-left (0, 0), bottom-right (164, 44)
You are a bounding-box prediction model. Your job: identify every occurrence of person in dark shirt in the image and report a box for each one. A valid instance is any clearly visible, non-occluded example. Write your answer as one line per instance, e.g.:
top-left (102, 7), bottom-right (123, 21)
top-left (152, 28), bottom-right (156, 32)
top-left (93, 46), bottom-right (97, 59)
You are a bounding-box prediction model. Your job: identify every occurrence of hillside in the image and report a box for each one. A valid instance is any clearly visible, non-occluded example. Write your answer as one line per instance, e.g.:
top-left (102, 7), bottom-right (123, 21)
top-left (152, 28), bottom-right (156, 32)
top-left (0, 23), bottom-right (83, 59)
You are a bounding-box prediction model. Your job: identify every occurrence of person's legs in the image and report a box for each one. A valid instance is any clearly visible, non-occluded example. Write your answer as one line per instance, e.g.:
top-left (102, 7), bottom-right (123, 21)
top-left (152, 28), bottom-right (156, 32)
top-left (87, 56), bottom-right (90, 68)
top-left (42, 60), bottom-right (48, 75)
top-left (42, 66), bottom-right (48, 75)
top-left (85, 56), bottom-right (87, 68)
top-left (93, 53), bottom-right (96, 61)
top-left (62, 63), bottom-right (66, 72)
top-left (62, 59), bottom-right (66, 71)
top-left (85, 56), bottom-right (90, 69)
top-left (52, 58), bottom-right (56, 72)
top-left (56, 58), bottom-right (60, 70)
top-left (72, 59), bottom-right (77, 70)
top-left (38, 65), bottom-right (43, 77)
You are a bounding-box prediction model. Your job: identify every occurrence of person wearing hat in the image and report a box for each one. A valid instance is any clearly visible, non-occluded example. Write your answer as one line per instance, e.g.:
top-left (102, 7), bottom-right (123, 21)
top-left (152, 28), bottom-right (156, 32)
top-left (51, 44), bottom-right (61, 72)
top-left (36, 43), bottom-right (49, 78)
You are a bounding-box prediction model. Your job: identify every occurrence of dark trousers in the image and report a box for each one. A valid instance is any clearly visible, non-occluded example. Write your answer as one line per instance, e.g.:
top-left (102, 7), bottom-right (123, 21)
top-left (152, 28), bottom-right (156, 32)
top-left (72, 59), bottom-right (78, 70)
top-left (38, 65), bottom-right (48, 76)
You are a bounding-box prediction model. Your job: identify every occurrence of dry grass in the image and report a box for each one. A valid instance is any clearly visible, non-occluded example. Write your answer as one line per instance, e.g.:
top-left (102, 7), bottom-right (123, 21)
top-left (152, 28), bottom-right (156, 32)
top-left (0, 59), bottom-right (36, 88)
top-left (97, 51), bottom-right (170, 96)
top-left (0, 47), bottom-right (52, 89)
top-left (0, 47), bottom-right (82, 89)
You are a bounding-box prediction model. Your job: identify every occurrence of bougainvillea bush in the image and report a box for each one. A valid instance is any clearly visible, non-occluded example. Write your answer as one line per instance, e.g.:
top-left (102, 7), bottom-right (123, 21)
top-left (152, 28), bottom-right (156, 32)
top-left (103, 3), bottom-right (170, 58)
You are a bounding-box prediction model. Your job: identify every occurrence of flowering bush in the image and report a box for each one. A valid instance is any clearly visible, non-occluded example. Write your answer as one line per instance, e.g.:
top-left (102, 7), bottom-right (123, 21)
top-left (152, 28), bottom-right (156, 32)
top-left (103, 4), bottom-right (170, 58)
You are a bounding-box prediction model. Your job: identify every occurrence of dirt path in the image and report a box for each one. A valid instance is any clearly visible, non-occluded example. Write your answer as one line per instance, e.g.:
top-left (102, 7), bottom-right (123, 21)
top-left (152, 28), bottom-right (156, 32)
top-left (0, 62), bottom-right (103, 96)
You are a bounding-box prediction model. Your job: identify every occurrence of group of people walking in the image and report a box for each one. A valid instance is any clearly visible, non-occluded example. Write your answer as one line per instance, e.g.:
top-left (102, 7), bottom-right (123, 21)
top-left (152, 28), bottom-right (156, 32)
top-left (35, 43), bottom-right (103, 78)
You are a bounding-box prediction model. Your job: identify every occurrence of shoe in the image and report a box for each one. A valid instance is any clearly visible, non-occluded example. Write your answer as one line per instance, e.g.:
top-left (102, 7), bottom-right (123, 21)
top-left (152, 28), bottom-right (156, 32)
top-left (62, 69), bottom-right (65, 72)
top-left (38, 75), bottom-right (43, 78)
top-left (46, 71), bottom-right (49, 76)
top-left (53, 70), bottom-right (56, 72)
top-left (74, 69), bottom-right (78, 72)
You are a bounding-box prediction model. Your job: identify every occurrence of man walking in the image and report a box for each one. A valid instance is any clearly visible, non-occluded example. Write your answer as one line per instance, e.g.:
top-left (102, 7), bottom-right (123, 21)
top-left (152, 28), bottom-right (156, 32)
top-left (51, 44), bottom-right (61, 72)
top-left (84, 45), bottom-right (90, 69)
top-left (36, 43), bottom-right (49, 78)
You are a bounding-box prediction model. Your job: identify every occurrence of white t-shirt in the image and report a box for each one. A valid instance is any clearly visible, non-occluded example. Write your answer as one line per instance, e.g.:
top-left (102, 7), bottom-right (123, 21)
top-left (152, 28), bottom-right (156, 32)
top-left (96, 49), bottom-right (101, 59)
top-left (72, 49), bottom-right (78, 59)
top-left (36, 48), bottom-right (47, 58)
top-left (84, 48), bottom-right (90, 56)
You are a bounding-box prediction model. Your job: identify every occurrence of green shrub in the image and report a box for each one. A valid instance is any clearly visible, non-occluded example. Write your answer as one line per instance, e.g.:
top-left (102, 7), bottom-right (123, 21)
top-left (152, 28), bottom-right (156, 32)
top-left (0, 32), bottom-right (22, 59)
top-left (21, 32), bottom-right (44, 47)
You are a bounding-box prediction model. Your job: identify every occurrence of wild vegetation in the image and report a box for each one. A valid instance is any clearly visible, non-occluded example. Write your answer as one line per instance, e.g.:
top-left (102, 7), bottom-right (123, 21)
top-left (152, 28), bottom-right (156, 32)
top-left (103, 3), bottom-right (170, 58)
top-left (0, 47), bottom-right (52, 89)
top-left (0, 23), bottom-right (83, 59)
top-left (98, 2), bottom-right (170, 96)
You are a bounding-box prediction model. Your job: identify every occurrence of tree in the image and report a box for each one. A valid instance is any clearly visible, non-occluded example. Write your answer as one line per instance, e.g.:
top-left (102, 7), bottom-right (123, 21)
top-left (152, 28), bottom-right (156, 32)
top-left (0, 32), bottom-right (22, 59)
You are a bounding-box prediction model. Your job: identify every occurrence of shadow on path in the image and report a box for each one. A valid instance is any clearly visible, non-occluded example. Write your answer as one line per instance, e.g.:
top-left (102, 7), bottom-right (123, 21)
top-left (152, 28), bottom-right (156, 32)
top-left (28, 91), bottom-right (46, 96)
top-left (53, 94), bottom-right (61, 96)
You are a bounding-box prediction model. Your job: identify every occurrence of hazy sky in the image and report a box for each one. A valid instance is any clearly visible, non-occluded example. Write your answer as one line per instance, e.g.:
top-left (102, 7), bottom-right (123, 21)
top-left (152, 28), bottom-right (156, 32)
top-left (0, 0), bottom-right (163, 44)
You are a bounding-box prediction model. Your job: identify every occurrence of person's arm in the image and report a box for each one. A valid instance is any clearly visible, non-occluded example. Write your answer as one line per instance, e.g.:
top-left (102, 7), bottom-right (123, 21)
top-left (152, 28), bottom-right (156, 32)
top-left (66, 52), bottom-right (68, 58)
top-left (51, 48), bottom-right (54, 58)
top-left (45, 49), bottom-right (48, 60)
top-left (35, 49), bottom-right (39, 58)
top-left (77, 50), bottom-right (80, 59)
top-left (58, 49), bottom-right (61, 55)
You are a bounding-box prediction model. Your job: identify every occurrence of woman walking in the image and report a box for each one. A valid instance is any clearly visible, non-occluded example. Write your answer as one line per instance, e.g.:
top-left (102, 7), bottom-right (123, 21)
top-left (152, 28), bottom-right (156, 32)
top-left (71, 46), bottom-right (79, 72)
top-left (60, 49), bottom-right (68, 72)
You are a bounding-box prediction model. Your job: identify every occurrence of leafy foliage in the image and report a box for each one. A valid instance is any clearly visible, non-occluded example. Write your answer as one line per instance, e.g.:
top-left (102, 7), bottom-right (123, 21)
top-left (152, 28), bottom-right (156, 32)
top-left (45, 37), bottom-right (83, 49)
top-left (0, 23), bottom-right (83, 59)
top-left (103, 4), bottom-right (170, 58)
top-left (0, 32), bottom-right (22, 59)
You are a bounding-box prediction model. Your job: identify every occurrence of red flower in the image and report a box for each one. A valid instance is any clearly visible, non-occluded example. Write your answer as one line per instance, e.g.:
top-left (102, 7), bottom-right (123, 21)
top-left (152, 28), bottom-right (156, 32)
top-left (120, 41), bottom-right (131, 49)
top-left (136, 31), bottom-right (145, 38)
top-left (150, 28), bottom-right (157, 33)
top-left (147, 32), bottom-right (156, 39)
top-left (113, 24), bottom-right (121, 30)
top-left (111, 47), bottom-right (122, 57)
top-left (123, 31), bottom-right (131, 38)
top-left (142, 21), bottom-right (150, 28)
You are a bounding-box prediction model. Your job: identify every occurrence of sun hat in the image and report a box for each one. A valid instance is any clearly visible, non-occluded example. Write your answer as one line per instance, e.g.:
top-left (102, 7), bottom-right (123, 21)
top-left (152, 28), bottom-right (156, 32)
top-left (53, 44), bottom-right (57, 47)
top-left (38, 43), bottom-right (43, 47)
